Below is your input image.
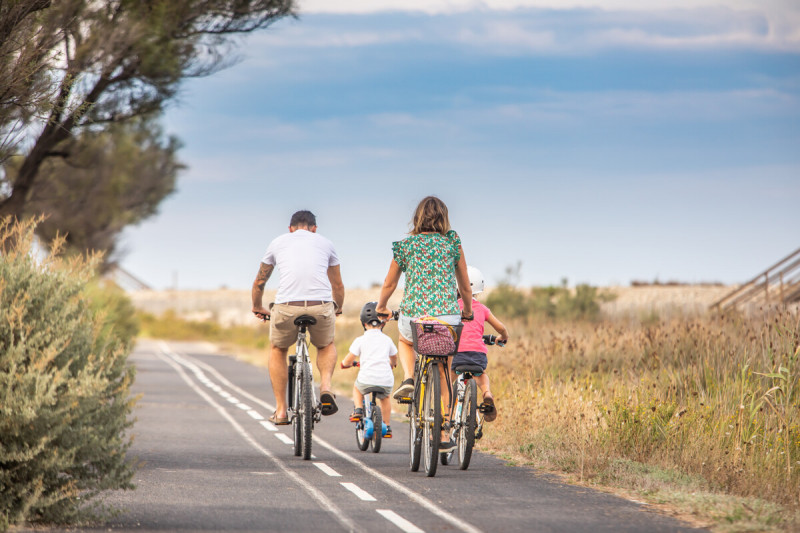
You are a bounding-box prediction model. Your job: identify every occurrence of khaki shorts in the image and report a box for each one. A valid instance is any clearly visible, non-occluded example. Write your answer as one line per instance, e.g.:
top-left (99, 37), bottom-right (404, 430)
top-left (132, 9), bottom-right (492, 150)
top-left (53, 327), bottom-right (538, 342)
top-left (270, 302), bottom-right (336, 349)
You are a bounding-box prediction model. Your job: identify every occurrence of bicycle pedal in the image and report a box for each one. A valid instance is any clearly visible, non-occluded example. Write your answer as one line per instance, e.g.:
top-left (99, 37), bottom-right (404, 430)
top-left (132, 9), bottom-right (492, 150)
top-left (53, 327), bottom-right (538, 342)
top-left (396, 397), bottom-right (412, 404)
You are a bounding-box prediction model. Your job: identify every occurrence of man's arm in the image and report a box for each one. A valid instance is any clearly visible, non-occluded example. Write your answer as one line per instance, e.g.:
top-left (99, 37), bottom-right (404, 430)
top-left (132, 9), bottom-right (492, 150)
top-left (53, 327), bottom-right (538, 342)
top-left (252, 262), bottom-right (274, 319)
top-left (327, 264), bottom-right (345, 315)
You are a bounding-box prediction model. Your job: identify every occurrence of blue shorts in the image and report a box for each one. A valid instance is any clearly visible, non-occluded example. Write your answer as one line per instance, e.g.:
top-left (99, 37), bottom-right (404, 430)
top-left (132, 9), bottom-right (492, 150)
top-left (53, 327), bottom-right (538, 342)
top-left (451, 351), bottom-right (488, 372)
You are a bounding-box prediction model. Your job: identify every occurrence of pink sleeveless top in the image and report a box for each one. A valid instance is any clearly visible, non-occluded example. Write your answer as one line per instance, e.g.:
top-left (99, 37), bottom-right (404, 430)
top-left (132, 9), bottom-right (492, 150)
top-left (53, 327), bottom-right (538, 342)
top-left (457, 299), bottom-right (489, 354)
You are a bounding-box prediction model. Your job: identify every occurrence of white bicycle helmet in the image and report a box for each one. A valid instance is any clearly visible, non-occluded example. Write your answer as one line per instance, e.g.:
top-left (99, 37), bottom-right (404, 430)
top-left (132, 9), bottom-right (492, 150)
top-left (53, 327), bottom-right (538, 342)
top-left (467, 265), bottom-right (485, 295)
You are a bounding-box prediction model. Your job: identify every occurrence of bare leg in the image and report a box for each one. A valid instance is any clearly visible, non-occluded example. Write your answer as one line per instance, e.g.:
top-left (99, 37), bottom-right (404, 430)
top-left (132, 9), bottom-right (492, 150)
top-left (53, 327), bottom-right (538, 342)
top-left (316, 342), bottom-right (337, 392)
top-left (352, 386), bottom-right (364, 410)
top-left (269, 344), bottom-right (289, 418)
top-left (379, 396), bottom-right (392, 422)
top-left (398, 337), bottom-right (415, 381)
top-left (441, 356), bottom-right (453, 421)
top-left (476, 373), bottom-right (492, 398)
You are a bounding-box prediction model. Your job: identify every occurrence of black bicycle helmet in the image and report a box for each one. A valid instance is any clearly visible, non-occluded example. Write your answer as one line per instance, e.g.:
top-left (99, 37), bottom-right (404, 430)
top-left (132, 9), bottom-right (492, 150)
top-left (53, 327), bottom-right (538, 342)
top-left (360, 301), bottom-right (382, 329)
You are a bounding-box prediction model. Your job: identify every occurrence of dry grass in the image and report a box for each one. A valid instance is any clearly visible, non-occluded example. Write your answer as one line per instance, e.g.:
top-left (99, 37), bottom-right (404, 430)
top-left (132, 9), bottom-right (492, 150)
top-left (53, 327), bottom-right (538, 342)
top-left (481, 310), bottom-right (800, 530)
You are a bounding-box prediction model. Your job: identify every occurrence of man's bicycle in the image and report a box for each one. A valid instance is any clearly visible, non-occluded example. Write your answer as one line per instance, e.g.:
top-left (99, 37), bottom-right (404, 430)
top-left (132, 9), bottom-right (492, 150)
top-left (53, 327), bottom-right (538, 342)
top-left (286, 315), bottom-right (321, 460)
top-left (398, 317), bottom-right (463, 477)
top-left (444, 334), bottom-right (505, 470)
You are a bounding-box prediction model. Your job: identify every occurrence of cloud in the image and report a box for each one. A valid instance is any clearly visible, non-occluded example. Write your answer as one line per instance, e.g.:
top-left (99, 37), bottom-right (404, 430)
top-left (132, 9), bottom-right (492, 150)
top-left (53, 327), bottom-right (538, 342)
top-left (259, 4), bottom-right (800, 54)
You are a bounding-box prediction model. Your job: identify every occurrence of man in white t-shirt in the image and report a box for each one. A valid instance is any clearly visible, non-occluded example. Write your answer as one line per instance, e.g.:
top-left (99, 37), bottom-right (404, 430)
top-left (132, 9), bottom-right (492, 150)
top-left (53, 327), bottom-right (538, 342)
top-left (252, 210), bottom-right (345, 424)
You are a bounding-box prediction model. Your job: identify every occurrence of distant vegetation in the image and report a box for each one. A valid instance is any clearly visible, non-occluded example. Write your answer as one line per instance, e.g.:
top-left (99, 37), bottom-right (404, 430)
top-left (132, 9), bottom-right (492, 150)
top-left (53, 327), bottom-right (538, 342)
top-left (0, 220), bottom-right (137, 530)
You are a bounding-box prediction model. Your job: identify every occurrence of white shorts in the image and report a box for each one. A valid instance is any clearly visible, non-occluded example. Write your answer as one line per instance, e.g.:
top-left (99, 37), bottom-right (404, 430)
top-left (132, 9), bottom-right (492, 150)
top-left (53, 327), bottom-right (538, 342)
top-left (398, 313), bottom-right (461, 343)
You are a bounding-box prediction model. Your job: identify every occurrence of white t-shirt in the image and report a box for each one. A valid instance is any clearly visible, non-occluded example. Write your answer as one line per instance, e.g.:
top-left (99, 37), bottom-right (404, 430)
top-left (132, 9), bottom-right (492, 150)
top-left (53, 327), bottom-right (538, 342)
top-left (349, 330), bottom-right (398, 387)
top-left (261, 229), bottom-right (340, 303)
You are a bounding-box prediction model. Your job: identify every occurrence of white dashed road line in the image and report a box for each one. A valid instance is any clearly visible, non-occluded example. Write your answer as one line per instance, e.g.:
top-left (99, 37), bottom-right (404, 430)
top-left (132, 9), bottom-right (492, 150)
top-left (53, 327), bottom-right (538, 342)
top-left (259, 421), bottom-right (278, 432)
top-left (313, 462), bottom-right (342, 477)
top-left (341, 482), bottom-right (377, 502)
top-left (377, 509), bottom-right (425, 533)
top-left (247, 410), bottom-right (265, 420)
top-left (274, 433), bottom-right (294, 445)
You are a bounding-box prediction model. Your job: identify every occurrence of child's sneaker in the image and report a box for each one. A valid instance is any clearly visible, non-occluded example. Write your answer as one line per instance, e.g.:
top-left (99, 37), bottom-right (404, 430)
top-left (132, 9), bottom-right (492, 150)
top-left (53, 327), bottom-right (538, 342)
top-left (349, 408), bottom-right (364, 422)
top-left (383, 424), bottom-right (392, 438)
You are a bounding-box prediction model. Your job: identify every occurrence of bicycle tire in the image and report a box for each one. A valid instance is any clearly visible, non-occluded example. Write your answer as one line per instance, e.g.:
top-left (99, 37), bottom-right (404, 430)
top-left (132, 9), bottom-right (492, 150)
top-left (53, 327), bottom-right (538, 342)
top-left (458, 377), bottom-right (477, 470)
top-left (371, 398), bottom-right (382, 453)
top-left (422, 362), bottom-right (441, 477)
top-left (300, 363), bottom-right (313, 460)
top-left (292, 362), bottom-right (302, 457)
top-left (409, 375), bottom-right (422, 471)
top-left (355, 401), bottom-right (369, 451)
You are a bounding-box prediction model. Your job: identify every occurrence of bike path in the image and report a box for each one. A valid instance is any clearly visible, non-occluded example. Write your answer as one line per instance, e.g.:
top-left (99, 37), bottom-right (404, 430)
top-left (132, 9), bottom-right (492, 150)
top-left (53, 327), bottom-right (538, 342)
top-left (24, 340), bottom-right (703, 532)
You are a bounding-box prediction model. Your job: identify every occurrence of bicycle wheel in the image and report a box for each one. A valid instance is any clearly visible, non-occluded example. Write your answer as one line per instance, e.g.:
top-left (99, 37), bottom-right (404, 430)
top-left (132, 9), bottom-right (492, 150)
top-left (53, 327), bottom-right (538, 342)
top-left (292, 363), bottom-right (302, 457)
top-left (422, 362), bottom-right (441, 477)
top-left (300, 363), bottom-right (314, 460)
top-left (371, 399), bottom-right (382, 453)
top-left (458, 378), bottom-right (477, 470)
top-left (409, 381), bottom-right (422, 471)
top-left (355, 404), bottom-right (369, 451)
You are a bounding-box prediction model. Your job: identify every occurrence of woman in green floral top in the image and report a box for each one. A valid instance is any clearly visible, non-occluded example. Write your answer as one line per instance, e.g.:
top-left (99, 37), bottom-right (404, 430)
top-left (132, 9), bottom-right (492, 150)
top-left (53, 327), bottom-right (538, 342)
top-left (376, 196), bottom-right (473, 406)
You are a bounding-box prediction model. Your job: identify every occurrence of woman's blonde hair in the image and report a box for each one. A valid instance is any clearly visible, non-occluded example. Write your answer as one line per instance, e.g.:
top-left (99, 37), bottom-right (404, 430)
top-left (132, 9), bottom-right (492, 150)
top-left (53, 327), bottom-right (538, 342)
top-left (410, 196), bottom-right (451, 235)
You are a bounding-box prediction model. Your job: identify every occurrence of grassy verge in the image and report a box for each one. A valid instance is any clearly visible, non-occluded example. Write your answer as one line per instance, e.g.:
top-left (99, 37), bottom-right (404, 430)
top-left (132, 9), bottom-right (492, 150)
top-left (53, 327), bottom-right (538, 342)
top-left (136, 308), bottom-right (799, 531)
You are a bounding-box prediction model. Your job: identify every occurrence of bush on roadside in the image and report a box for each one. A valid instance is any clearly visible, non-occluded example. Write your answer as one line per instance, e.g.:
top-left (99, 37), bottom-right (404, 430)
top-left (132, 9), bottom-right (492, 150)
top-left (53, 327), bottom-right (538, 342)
top-left (485, 279), bottom-right (609, 321)
top-left (0, 219), bottom-right (137, 530)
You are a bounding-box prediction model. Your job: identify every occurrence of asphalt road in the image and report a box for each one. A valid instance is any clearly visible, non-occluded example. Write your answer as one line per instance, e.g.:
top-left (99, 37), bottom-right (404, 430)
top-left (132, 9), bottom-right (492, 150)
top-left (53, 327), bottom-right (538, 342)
top-left (40, 340), bottom-right (704, 532)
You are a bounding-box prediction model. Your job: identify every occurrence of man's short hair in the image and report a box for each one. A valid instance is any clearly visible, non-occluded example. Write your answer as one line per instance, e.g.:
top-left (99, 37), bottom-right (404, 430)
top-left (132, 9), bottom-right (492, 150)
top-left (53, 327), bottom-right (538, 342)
top-left (290, 210), bottom-right (317, 228)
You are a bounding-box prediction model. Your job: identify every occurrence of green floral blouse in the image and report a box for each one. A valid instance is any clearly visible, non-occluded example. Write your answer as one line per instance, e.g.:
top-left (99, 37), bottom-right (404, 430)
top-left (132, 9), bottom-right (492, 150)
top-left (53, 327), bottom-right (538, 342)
top-left (392, 230), bottom-right (462, 317)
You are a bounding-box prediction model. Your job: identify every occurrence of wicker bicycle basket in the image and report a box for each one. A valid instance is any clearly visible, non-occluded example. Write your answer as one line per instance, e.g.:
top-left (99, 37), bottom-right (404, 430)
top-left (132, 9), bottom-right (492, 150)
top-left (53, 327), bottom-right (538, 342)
top-left (410, 318), bottom-right (463, 356)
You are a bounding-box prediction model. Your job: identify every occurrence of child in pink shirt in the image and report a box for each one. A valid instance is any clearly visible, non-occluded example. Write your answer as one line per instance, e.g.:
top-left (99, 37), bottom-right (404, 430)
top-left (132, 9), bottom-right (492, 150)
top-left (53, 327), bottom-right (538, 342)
top-left (452, 266), bottom-right (509, 421)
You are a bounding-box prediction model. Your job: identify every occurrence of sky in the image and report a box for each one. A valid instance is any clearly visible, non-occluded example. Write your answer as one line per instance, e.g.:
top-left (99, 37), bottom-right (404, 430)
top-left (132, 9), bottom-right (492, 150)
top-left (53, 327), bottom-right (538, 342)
top-left (118, 0), bottom-right (800, 291)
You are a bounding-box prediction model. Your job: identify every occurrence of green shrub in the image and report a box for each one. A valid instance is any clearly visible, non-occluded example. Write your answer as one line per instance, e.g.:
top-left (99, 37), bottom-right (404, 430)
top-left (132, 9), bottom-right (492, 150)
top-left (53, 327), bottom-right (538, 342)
top-left (485, 277), bottom-right (609, 321)
top-left (0, 219), bottom-right (136, 529)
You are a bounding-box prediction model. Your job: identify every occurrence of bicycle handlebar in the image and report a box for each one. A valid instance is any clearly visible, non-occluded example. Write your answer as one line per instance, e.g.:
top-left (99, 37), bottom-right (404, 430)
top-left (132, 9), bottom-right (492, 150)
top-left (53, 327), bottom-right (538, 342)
top-left (377, 310), bottom-right (400, 321)
top-left (483, 334), bottom-right (506, 347)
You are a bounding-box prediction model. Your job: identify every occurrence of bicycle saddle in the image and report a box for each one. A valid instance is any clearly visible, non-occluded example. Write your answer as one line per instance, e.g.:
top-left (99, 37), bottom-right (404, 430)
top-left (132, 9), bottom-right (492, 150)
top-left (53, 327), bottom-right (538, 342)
top-left (454, 364), bottom-right (484, 375)
top-left (361, 386), bottom-right (387, 395)
top-left (294, 315), bottom-right (317, 327)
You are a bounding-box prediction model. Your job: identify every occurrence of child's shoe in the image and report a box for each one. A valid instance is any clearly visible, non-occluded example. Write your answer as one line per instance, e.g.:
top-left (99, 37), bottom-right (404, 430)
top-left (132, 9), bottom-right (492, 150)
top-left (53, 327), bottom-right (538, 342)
top-left (383, 424), bottom-right (392, 438)
top-left (364, 417), bottom-right (374, 438)
top-left (349, 408), bottom-right (364, 422)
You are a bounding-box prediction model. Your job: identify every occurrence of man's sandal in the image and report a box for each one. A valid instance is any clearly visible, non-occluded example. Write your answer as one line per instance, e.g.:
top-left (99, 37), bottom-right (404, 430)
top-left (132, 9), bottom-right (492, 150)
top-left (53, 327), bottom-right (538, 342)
top-left (269, 412), bottom-right (290, 425)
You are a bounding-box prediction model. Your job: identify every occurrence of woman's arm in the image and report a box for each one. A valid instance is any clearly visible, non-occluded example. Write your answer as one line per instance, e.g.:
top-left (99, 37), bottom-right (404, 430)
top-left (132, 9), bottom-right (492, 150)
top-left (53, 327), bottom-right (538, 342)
top-left (454, 246), bottom-right (473, 317)
top-left (376, 259), bottom-right (402, 315)
top-left (485, 311), bottom-right (509, 342)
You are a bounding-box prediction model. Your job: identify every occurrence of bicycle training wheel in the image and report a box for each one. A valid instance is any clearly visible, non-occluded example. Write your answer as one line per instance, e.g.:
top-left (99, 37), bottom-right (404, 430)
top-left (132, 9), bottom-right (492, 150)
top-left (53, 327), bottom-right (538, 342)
top-left (300, 363), bottom-right (314, 460)
top-left (458, 378), bottom-right (477, 470)
top-left (422, 363), bottom-right (442, 477)
top-left (371, 399), bottom-right (382, 453)
top-left (292, 363), bottom-right (302, 457)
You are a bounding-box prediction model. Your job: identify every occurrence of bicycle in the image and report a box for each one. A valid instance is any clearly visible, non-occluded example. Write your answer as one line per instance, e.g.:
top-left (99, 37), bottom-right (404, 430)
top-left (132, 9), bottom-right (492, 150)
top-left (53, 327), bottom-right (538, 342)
top-left (342, 362), bottom-right (389, 453)
top-left (444, 334), bottom-right (505, 470)
top-left (284, 315), bottom-right (321, 460)
top-left (397, 317), bottom-right (463, 478)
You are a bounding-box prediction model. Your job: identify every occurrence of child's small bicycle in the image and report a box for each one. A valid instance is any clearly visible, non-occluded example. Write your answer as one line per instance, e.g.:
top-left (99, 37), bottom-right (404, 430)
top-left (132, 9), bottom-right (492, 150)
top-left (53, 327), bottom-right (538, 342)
top-left (444, 334), bottom-right (505, 470)
top-left (346, 362), bottom-right (390, 453)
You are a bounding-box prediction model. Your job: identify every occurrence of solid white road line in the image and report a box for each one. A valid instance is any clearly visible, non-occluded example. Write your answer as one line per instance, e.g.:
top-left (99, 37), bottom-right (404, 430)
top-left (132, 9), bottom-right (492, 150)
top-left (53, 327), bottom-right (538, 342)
top-left (168, 347), bottom-right (483, 533)
top-left (376, 509), bottom-right (425, 533)
top-left (156, 348), bottom-right (363, 533)
top-left (274, 433), bottom-right (293, 445)
top-left (340, 482), bottom-right (377, 502)
top-left (313, 462), bottom-right (342, 477)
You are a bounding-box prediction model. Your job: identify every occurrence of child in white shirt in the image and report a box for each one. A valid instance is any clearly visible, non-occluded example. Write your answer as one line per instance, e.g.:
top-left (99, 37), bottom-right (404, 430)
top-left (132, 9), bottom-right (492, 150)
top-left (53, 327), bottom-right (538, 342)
top-left (340, 302), bottom-right (398, 437)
